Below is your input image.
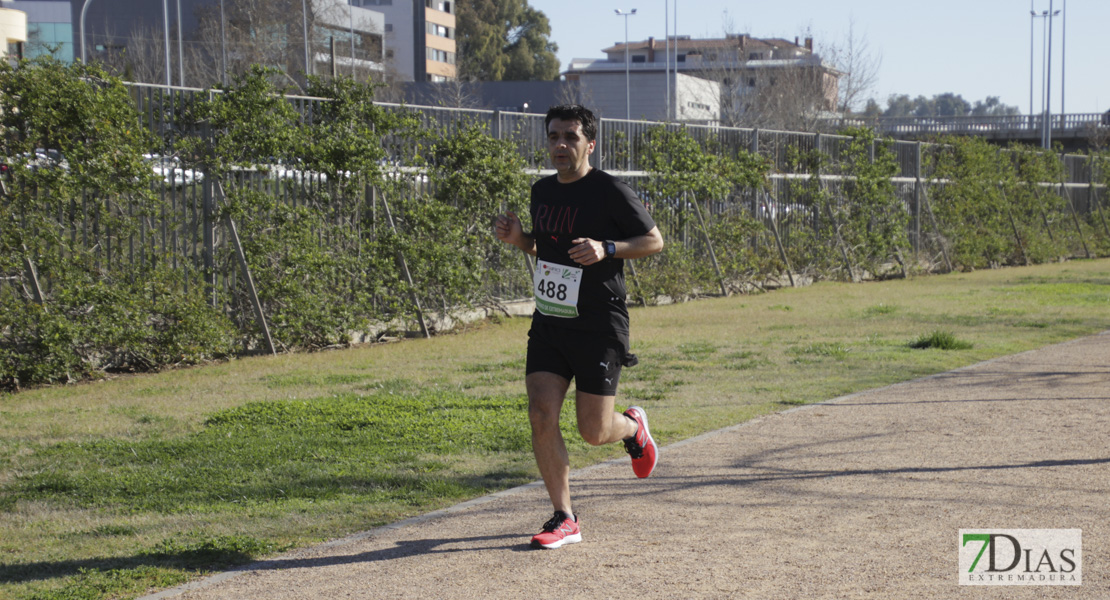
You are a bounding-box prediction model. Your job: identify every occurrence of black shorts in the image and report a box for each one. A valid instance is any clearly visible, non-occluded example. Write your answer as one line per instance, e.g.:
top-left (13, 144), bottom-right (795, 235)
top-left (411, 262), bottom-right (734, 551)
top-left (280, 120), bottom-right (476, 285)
top-left (526, 320), bottom-right (636, 396)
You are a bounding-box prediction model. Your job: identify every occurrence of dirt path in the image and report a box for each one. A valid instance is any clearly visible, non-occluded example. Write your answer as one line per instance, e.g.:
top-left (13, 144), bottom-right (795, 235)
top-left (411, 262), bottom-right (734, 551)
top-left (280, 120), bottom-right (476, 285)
top-left (145, 332), bottom-right (1110, 599)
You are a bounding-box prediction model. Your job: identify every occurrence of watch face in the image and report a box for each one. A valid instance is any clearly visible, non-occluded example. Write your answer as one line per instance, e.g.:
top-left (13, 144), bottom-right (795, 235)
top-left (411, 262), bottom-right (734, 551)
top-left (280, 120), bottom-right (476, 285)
top-left (606, 241), bottom-right (616, 257)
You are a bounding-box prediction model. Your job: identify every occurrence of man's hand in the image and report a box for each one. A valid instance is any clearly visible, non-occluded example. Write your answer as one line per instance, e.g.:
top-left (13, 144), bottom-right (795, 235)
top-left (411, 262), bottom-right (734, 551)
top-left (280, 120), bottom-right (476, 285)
top-left (568, 227), bottom-right (664, 265)
top-left (569, 238), bottom-right (605, 265)
top-left (495, 211), bottom-right (536, 255)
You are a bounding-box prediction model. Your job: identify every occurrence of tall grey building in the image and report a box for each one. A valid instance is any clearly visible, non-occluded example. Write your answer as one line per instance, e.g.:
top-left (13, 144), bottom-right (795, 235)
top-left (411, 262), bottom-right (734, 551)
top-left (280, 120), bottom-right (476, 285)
top-left (65, 0), bottom-right (383, 88)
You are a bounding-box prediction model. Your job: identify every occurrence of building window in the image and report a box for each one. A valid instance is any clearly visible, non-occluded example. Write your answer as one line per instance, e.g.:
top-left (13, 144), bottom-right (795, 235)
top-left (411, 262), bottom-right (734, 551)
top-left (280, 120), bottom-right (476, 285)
top-left (676, 54), bottom-right (685, 63)
top-left (631, 55), bottom-right (645, 63)
top-left (749, 52), bottom-right (762, 60)
top-left (425, 0), bottom-right (452, 13)
top-left (426, 48), bottom-right (455, 64)
top-left (426, 22), bottom-right (454, 39)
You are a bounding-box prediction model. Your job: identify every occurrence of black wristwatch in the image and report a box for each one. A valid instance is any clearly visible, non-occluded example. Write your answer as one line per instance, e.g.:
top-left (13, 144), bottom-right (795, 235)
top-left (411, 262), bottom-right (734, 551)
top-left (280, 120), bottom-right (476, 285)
top-left (603, 240), bottom-right (617, 259)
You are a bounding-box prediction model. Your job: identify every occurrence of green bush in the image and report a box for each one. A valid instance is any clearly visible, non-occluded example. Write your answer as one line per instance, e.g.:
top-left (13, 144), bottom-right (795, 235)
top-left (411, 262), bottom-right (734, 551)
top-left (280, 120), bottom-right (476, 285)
top-left (909, 330), bottom-right (973, 350)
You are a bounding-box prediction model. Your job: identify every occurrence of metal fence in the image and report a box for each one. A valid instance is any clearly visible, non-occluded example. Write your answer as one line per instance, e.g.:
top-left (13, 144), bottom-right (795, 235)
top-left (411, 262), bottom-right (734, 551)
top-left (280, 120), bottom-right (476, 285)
top-left (5, 82), bottom-right (1107, 317)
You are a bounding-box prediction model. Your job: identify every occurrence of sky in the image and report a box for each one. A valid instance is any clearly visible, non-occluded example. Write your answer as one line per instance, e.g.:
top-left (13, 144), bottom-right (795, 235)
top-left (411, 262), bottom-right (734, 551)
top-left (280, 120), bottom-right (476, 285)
top-left (529, 0), bottom-right (1109, 115)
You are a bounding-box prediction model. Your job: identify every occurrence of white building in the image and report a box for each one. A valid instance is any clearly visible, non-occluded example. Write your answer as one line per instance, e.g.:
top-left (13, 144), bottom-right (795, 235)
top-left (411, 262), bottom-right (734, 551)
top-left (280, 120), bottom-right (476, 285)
top-left (563, 34), bottom-right (839, 124)
top-left (0, 5), bottom-right (26, 62)
top-left (562, 63), bottom-right (719, 123)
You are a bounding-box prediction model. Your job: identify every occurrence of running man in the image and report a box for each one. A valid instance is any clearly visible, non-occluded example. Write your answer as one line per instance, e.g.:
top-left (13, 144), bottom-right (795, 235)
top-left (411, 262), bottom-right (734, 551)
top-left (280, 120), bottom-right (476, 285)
top-left (494, 104), bottom-right (664, 549)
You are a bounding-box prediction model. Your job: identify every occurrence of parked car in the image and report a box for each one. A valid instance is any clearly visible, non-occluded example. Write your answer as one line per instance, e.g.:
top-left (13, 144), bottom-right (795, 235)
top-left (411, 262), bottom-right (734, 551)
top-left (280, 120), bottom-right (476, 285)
top-left (143, 154), bottom-right (204, 188)
top-left (229, 159), bottom-right (329, 184)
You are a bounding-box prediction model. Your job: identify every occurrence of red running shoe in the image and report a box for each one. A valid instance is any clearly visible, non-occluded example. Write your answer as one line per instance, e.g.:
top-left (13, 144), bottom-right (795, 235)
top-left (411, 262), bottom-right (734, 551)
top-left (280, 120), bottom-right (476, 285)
top-left (530, 511), bottom-right (581, 549)
top-left (623, 406), bottom-right (657, 478)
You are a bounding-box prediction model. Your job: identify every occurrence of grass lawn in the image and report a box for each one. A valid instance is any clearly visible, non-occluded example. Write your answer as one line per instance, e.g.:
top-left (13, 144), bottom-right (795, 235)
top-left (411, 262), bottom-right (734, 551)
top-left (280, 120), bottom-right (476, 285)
top-left (2, 259), bottom-right (1109, 599)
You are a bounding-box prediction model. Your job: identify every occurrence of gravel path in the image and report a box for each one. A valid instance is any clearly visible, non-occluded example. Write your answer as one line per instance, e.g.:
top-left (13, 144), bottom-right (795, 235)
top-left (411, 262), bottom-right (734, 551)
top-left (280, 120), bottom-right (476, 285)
top-left (145, 332), bottom-right (1110, 599)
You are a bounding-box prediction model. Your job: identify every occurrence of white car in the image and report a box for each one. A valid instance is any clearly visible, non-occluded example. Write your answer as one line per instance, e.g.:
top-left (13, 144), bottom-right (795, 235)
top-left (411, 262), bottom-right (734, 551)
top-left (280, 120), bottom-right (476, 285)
top-left (143, 154), bottom-right (204, 188)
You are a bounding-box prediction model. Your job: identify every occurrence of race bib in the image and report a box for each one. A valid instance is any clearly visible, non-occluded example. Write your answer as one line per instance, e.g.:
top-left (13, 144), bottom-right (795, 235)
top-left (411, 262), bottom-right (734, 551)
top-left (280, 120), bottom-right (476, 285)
top-left (534, 260), bottom-right (583, 318)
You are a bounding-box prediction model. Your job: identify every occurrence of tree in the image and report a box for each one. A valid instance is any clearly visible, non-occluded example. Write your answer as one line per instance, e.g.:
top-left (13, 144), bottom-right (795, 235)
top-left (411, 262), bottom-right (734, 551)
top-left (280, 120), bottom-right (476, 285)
top-left (883, 93), bottom-right (1018, 118)
top-left (821, 18), bottom-right (881, 114)
top-left (96, 24), bottom-right (171, 87)
top-left (882, 94), bottom-right (915, 117)
top-left (862, 98), bottom-right (882, 118)
top-left (456, 0), bottom-right (559, 81)
top-left (971, 96), bottom-right (1020, 117)
top-left (711, 57), bottom-right (838, 131)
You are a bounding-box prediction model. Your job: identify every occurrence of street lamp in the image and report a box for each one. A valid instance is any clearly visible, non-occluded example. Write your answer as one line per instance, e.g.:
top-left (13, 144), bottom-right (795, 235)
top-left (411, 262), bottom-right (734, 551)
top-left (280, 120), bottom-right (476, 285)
top-left (615, 8), bottom-right (636, 120)
top-left (162, 0), bottom-right (171, 85)
top-left (177, 0), bottom-right (184, 86)
top-left (79, 0), bottom-right (93, 62)
top-left (1028, 2), bottom-right (1034, 121)
top-left (220, 0), bottom-right (227, 85)
top-left (1043, 0), bottom-right (1060, 149)
top-left (1061, 0), bottom-right (1066, 114)
top-left (302, 0), bottom-right (311, 78)
top-left (1031, 8), bottom-right (1049, 130)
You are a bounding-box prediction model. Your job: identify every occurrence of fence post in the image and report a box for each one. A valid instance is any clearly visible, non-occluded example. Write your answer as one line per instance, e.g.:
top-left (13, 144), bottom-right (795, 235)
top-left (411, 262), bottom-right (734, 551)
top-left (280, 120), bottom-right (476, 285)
top-left (998, 184), bottom-right (1030, 266)
top-left (21, 247), bottom-right (46, 310)
top-left (202, 166), bottom-right (217, 307)
top-left (913, 141), bottom-right (922, 259)
top-left (379, 193), bottom-right (431, 339)
top-left (596, 116), bottom-right (604, 171)
top-left (690, 194), bottom-right (728, 296)
top-left (1090, 154), bottom-right (1110, 238)
top-left (919, 183), bottom-right (953, 273)
top-left (492, 109), bottom-right (501, 140)
top-left (216, 180), bottom-right (277, 355)
top-left (1058, 152), bottom-right (1091, 258)
top-left (763, 190), bottom-right (796, 288)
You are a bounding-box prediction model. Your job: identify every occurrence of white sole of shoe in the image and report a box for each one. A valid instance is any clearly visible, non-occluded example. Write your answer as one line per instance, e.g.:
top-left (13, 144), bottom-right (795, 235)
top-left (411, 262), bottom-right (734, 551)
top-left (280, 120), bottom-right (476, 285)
top-left (535, 532), bottom-right (582, 549)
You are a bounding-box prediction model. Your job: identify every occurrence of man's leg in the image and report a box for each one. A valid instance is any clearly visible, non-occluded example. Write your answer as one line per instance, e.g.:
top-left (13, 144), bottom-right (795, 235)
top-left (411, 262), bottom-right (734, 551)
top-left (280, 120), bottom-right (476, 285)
top-left (577, 390), bottom-right (658, 479)
top-left (574, 390), bottom-right (638, 447)
top-left (526, 371), bottom-right (573, 514)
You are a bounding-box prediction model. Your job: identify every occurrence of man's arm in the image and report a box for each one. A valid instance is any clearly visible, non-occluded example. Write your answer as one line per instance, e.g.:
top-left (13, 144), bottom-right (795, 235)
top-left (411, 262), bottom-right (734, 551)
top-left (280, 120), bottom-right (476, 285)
top-left (494, 211), bottom-right (537, 256)
top-left (568, 226), bottom-right (664, 266)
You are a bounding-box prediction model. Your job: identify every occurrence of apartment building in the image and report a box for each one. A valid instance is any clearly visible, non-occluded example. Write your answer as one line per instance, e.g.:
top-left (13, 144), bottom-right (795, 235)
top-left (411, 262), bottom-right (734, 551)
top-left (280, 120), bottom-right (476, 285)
top-left (352, 0), bottom-right (455, 81)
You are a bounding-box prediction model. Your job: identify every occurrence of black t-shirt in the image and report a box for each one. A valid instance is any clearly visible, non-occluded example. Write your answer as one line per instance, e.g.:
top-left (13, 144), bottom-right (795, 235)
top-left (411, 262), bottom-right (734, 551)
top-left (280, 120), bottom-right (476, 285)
top-left (529, 168), bottom-right (656, 334)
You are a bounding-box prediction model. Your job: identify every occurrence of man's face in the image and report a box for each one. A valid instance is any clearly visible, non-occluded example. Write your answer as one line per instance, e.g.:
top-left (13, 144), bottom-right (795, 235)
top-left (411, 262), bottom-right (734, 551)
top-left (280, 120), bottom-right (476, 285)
top-left (547, 118), bottom-right (595, 181)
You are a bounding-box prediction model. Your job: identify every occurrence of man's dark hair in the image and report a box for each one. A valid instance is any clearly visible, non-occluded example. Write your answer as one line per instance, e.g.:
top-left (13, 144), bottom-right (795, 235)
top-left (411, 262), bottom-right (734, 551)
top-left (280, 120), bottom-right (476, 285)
top-left (545, 105), bottom-right (597, 141)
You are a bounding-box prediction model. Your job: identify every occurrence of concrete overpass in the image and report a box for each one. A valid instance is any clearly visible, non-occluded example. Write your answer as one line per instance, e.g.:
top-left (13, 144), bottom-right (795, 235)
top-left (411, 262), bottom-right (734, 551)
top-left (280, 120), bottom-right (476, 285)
top-left (824, 112), bottom-right (1110, 152)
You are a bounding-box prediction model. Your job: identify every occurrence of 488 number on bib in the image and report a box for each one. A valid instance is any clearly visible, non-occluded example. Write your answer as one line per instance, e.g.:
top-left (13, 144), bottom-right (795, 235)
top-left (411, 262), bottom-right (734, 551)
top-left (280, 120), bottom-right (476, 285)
top-left (534, 261), bottom-right (582, 318)
top-left (537, 279), bottom-right (568, 301)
